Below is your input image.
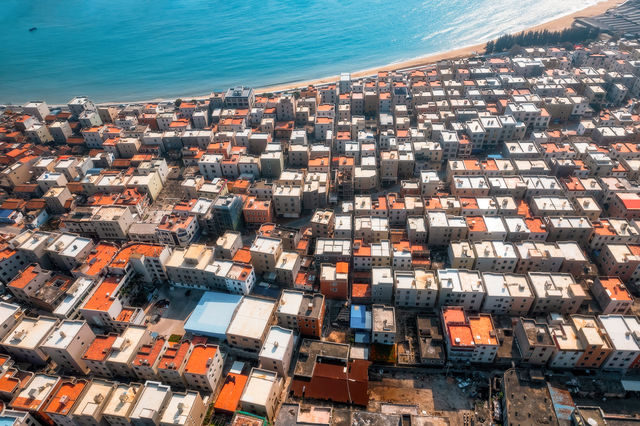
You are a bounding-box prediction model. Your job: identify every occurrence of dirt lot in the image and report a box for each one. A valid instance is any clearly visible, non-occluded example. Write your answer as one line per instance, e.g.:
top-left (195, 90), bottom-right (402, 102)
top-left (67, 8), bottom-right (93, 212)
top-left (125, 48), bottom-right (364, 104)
top-left (368, 374), bottom-right (475, 424)
top-left (325, 330), bottom-right (347, 343)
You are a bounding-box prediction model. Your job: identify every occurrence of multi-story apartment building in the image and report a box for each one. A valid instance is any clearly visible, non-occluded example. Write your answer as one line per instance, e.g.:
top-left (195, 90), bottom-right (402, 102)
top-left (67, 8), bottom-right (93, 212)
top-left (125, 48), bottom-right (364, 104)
top-left (437, 269), bottom-right (485, 311)
top-left (442, 307), bottom-right (499, 363)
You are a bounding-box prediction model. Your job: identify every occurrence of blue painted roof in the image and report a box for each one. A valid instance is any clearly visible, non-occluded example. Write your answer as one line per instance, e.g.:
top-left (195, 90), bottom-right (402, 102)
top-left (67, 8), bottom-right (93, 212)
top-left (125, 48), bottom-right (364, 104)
top-left (350, 305), bottom-right (371, 330)
top-left (0, 417), bottom-right (18, 426)
top-left (184, 291), bottom-right (242, 339)
top-left (0, 210), bottom-right (14, 218)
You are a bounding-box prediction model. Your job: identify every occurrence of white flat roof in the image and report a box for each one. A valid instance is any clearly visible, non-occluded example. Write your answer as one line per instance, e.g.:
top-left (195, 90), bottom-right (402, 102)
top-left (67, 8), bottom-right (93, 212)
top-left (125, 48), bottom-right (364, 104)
top-left (107, 326), bottom-right (148, 364)
top-left (160, 392), bottom-right (199, 425)
top-left (53, 277), bottom-right (95, 318)
top-left (278, 291), bottom-right (303, 316)
top-left (102, 384), bottom-right (140, 417)
top-left (72, 379), bottom-right (115, 418)
top-left (241, 369), bottom-right (278, 407)
top-left (598, 315), bottom-right (640, 351)
top-left (260, 326), bottom-right (293, 361)
top-left (3, 316), bottom-right (58, 349)
top-left (41, 320), bottom-right (85, 349)
top-left (130, 381), bottom-right (170, 420)
top-left (0, 303), bottom-right (20, 325)
top-left (227, 297), bottom-right (275, 340)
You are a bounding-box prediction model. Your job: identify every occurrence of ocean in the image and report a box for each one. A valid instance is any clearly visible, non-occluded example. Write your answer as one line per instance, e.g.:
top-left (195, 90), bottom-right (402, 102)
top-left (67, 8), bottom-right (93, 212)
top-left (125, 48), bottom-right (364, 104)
top-left (0, 0), bottom-right (601, 104)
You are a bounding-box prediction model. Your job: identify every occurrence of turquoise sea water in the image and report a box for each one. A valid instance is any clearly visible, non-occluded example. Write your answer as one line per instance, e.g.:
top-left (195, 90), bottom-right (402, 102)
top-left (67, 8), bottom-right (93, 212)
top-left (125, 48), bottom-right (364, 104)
top-left (0, 0), bottom-right (600, 104)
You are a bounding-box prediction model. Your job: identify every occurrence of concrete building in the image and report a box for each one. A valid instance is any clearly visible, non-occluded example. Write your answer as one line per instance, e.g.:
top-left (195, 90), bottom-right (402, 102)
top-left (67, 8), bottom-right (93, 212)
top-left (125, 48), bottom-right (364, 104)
top-left (226, 296), bottom-right (276, 354)
top-left (371, 267), bottom-right (394, 304)
top-left (250, 236), bottom-right (283, 276)
top-left (159, 391), bottom-right (206, 426)
top-left (514, 318), bottom-right (556, 365)
top-left (183, 343), bottom-right (224, 394)
top-left (372, 305), bottom-right (396, 345)
top-left (1, 315), bottom-right (58, 365)
top-left (239, 368), bottom-right (282, 422)
top-left (528, 272), bottom-right (585, 315)
top-left (598, 315), bottom-right (640, 371)
top-left (129, 381), bottom-right (172, 426)
top-left (259, 326), bottom-right (294, 377)
top-left (41, 320), bottom-right (95, 374)
top-left (437, 269), bottom-right (485, 311)
top-left (106, 326), bottom-right (152, 378)
top-left (71, 378), bottom-right (117, 426)
top-left (442, 307), bottom-right (498, 363)
top-left (592, 276), bottom-right (633, 315)
top-left (481, 272), bottom-right (534, 315)
top-left (394, 269), bottom-right (438, 308)
top-left (276, 290), bottom-right (325, 337)
top-left (101, 382), bottom-right (143, 426)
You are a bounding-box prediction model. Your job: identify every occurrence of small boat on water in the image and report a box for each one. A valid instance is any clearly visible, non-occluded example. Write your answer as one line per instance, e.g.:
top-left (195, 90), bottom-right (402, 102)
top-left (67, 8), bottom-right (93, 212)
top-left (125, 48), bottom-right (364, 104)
top-left (29, 27), bottom-right (37, 32)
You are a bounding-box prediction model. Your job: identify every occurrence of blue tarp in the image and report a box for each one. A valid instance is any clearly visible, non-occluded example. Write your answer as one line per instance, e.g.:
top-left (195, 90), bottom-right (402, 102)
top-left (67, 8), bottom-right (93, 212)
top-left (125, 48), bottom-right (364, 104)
top-left (350, 305), bottom-right (372, 330)
top-left (184, 291), bottom-right (242, 339)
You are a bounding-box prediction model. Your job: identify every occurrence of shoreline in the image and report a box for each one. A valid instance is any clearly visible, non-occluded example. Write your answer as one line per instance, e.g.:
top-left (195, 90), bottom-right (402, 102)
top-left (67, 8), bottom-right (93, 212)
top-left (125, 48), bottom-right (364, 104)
top-left (254, 0), bottom-right (625, 94)
top-left (88, 0), bottom-right (624, 107)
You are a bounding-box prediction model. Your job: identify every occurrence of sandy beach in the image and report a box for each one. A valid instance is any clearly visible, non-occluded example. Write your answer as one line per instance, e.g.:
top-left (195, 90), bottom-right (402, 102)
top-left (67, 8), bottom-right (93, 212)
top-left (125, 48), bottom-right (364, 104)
top-left (253, 0), bottom-right (626, 94)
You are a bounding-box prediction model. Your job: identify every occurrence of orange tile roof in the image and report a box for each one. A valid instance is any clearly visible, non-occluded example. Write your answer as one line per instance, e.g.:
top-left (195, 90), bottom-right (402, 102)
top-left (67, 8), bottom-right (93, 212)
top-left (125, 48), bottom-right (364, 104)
top-left (214, 373), bottom-right (248, 413)
top-left (309, 157), bottom-right (330, 167)
top-left (295, 271), bottom-right (313, 288)
top-left (184, 344), bottom-right (217, 375)
top-left (524, 217), bottom-right (545, 234)
top-left (463, 160), bottom-right (481, 171)
top-left (232, 248), bottom-right (252, 264)
top-left (110, 243), bottom-right (165, 269)
top-left (374, 196), bottom-right (388, 211)
top-left (77, 243), bottom-right (119, 277)
top-left (243, 197), bottom-right (270, 211)
top-left (7, 265), bottom-right (40, 290)
top-left (116, 308), bottom-right (135, 323)
top-left (296, 238), bottom-right (310, 253)
top-left (352, 282), bottom-right (370, 299)
top-left (466, 216), bottom-right (487, 232)
top-left (563, 177), bottom-right (584, 192)
top-left (424, 197), bottom-right (442, 210)
top-left (460, 197), bottom-right (479, 210)
top-left (83, 334), bottom-right (118, 361)
top-left (84, 193), bottom-right (119, 207)
top-left (158, 341), bottom-right (190, 370)
top-left (336, 262), bottom-right (349, 274)
top-left (133, 338), bottom-right (165, 367)
top-left (157, 214), bottom-right (195, 232)
top-left (599, 277), bottom-right (632, 301)
top-left (0, 370), bottom-right (29, 394)
top-left (82, 277), bottom-right (120, 312)
top-left (353, 240), bottom-right (371, 257)
top-left (443, 308), bottom-right (474, 347)
top-left (517, 200), bottom-right (531, 217)
top-left (593, 220), bottom-right (615, 236)
top-left (469, 315), bottom-right (498, 346)
top-left (258, 223), bottom-right (276, 236)
top-left (44, 380), bottom-right (86, 415)
top-left (0, 247), bottom-right (17, 263)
